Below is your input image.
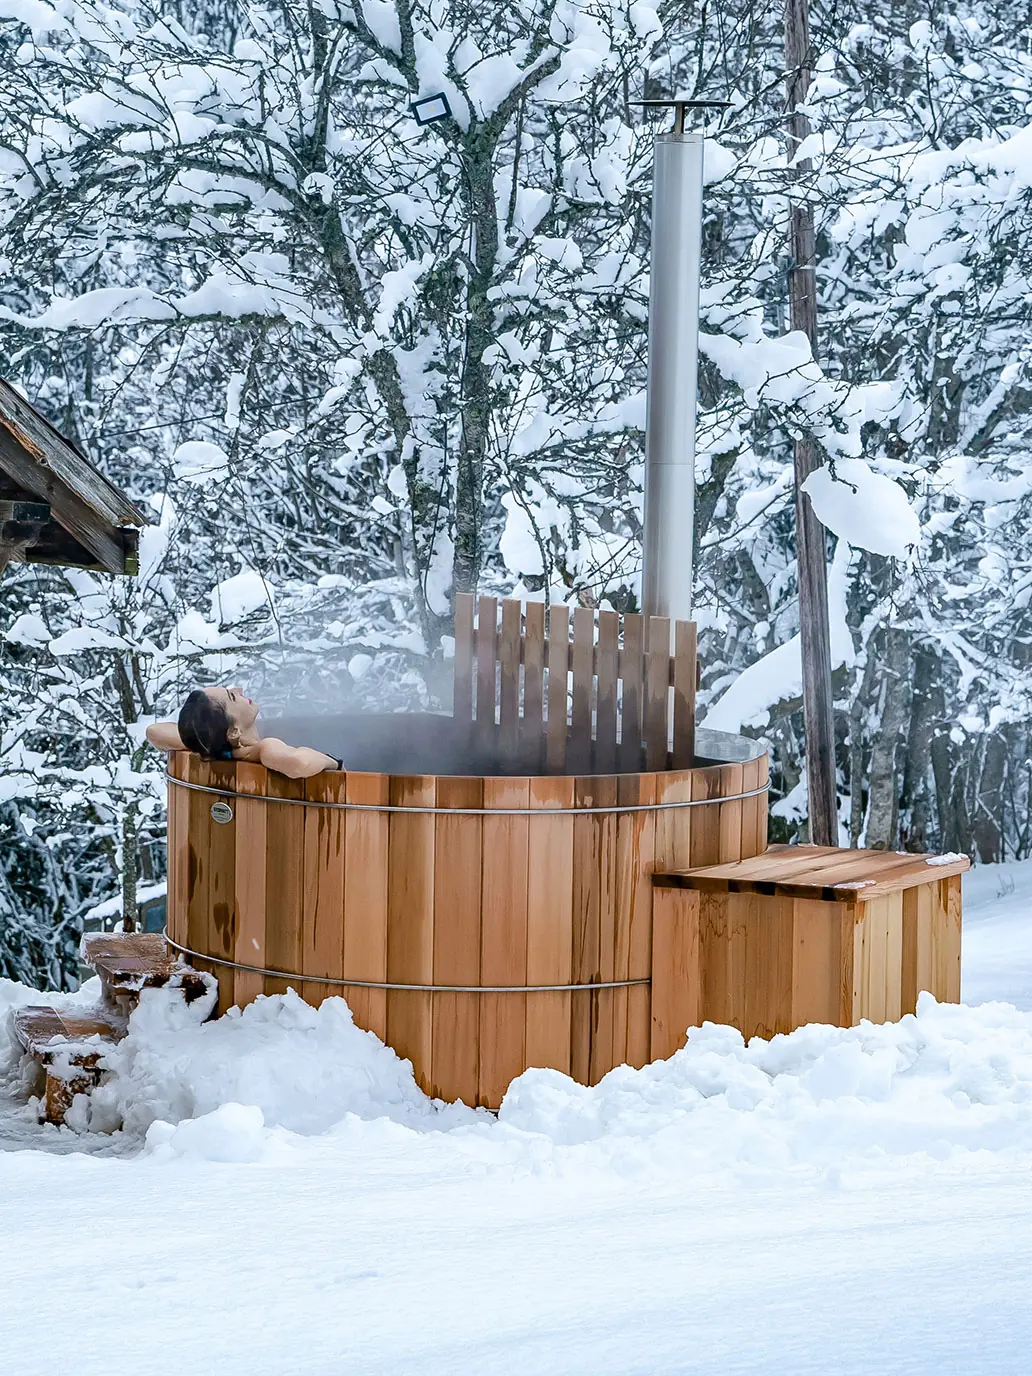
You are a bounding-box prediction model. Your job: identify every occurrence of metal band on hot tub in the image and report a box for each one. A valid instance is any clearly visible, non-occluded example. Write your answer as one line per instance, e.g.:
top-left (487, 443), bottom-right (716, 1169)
top-left (164, 931), bottom-right (652, 993)
top-left (165, 771), bottom-right (770, 815)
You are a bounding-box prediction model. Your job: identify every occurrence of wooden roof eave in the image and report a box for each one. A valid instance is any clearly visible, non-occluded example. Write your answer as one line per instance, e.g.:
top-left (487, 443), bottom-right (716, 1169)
top-left (0, 381), bottom-right (146, 576)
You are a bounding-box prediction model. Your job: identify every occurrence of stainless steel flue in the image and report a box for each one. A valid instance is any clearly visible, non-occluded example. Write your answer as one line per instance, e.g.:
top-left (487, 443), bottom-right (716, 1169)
top-left (639, 100), bottom-right (727, 623)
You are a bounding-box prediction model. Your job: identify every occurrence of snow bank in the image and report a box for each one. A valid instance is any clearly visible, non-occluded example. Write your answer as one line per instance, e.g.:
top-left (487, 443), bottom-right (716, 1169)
top-left (7, 974), bottom-right (1032, 1179)
top-left (0, 974), bottom-right (102, 1031)
top-left (145, 1103), bottom-right (267, 1163)
top-left (500, 996), bottom-right (1032, 1177)
top-left (962, 859), bottom-right (1032, 1011)
top-left (87, 987), bottom-right (482, 1141)
top-left (99, 992), bottom-right (1032, 1177)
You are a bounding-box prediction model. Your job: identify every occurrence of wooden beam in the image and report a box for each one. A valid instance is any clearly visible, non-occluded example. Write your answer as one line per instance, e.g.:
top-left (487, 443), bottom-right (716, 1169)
top-left (785, 0), bottom-right (837, 846)
top-left (0, 381), bottom-right (143, 528)
top-left (0, 429), bottom-right (131, 574)
top-left (1, 498), bottom-right (50, 574)
top-left (0, 498), bottom-right (50, 524)
top-left (20, 521), bottom-right (139, 575)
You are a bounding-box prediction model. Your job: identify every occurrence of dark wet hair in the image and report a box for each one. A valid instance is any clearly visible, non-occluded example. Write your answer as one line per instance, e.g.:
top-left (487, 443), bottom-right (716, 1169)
top-left (178, 689), bottom-right (233, 759)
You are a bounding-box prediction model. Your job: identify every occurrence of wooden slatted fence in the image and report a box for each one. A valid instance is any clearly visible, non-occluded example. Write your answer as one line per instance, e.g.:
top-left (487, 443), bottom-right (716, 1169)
top-left (452, 593), bottom-right (697, 774)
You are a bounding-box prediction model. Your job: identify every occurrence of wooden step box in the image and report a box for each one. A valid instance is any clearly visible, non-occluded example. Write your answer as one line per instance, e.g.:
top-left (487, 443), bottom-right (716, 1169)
top-left (650, 845), bottom-right (968, 1056)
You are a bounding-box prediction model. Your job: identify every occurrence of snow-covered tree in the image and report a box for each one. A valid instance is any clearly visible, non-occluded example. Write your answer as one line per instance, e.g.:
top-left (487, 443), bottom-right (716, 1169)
top-left (658, 1), bottom-right (1032, 859)
top-left (0, 0), bottom-right (665, 981)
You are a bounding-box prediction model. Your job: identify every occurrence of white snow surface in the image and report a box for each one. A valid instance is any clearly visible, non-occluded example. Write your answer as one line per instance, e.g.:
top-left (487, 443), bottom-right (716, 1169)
top-left (2, 862), bottom-right (1032, 1373)
top-left (802, 458), bottom-right (921, 558)
top-left (171, 439), bottom-right (230, 483)
top-left (209, 567), bottom-right (274, 624)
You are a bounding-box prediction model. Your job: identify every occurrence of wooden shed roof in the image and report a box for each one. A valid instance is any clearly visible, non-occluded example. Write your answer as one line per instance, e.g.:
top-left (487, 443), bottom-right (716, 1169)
top-left (0, 380), bottom-right (145, 576)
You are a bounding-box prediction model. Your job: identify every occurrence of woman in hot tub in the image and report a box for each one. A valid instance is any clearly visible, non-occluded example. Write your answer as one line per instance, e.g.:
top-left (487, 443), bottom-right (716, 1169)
top-left (146, 686), bottom-right (341, 778)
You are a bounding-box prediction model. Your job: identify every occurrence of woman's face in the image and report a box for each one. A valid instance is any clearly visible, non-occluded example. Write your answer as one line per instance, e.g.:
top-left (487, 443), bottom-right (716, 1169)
top-left (205, 685), bottom-right (260, 738)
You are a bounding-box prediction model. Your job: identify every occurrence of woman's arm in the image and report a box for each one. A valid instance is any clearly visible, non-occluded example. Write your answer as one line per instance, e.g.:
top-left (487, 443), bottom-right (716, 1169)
top-left (257, 737), bottom-right (340, 779)
top-left (146, 722), bottom-right (186, 751)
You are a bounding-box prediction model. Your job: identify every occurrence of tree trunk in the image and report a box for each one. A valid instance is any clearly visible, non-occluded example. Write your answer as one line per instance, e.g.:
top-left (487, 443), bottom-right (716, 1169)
top-left (951, 756), bottom-right (972, 855)
top-left (785, 0), bottom-right (837, 846)
top-left (452, 138), bottom-right (500, 597)
top-left (121, 802), bottom-right (138, 933)
top-left (865, 627), bottom-right (912, 848)
top-left (899, 647), bottom-right (936, 850)
top-left (848, 669), bottom-right (868, 847)
top-left (928, 666), bottom-right (969, 853)
top-left (972, 733), bottom-right (1007, 863)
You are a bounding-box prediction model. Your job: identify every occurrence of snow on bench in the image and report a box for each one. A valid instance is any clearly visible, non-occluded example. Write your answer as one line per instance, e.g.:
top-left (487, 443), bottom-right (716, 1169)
top-left (13, 935), bottom-right (217, 1128)
top-left (81, 932), bottom-right (211, 1012)
top-left (12, 1006), bottom-right (127, 1126)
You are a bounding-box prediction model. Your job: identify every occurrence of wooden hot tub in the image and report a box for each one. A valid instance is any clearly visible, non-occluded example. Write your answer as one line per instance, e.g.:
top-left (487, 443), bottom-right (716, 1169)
top-left (165, 718), bottom-right (769, 1108)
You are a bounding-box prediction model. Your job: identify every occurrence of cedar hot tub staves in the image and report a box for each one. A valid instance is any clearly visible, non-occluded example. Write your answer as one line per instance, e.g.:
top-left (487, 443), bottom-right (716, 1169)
top-left (451, 593), bottom-right (698, 775)
top-left (166, 612), bottom-right (768, 1114)
top-left (166, 746), bottom-right (770, 1107)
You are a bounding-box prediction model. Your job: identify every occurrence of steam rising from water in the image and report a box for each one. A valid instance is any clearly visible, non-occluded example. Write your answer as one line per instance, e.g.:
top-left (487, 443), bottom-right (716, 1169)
top-left (245, 646), bottom-right (433, 720)
top-left (263, 711), bottom-right (538, 777)
top-left (200, 566), bottom-right (445, 722)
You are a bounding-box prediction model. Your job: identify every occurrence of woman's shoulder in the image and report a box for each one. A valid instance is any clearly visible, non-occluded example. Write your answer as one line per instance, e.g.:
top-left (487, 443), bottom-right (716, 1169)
top-left (253, 736), bottom-right (294, 762)
top-left (226, 741), bottom-right (264, 763)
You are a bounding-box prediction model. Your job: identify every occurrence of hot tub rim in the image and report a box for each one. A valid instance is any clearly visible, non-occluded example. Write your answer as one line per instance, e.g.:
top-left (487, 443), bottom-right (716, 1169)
top-left (165, 766), bottom-right (770, 816)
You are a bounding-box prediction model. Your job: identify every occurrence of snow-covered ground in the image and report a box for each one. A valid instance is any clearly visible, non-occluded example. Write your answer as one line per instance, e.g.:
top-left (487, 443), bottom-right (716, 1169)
top-left (960, 857), bottom-right (1032, 1009)
top-left (2, 862), bottom-right (1032, 1375)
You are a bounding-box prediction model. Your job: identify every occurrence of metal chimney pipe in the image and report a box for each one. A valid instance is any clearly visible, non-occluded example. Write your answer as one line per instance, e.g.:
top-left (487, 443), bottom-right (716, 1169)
top-left (638, 100), bottom-right (727, 622)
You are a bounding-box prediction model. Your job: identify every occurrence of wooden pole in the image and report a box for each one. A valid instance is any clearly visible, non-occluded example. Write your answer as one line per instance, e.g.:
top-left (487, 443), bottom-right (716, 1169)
top-left (785, 0), bottom-right (837, 846)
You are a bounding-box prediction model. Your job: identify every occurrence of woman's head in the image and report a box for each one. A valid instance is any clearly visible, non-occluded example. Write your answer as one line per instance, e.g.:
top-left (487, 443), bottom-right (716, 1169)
top-left (178, 686), bottom-right (260, 758)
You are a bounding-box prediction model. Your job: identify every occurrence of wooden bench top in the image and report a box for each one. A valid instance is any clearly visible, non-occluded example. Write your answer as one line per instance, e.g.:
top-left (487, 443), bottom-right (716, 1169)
top-left (12, 1006), bottom-right (127, 1059)
top-left (653, 844), bottom-right (971, 903)
top-left (81, 933), bottom-right (175, 981)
